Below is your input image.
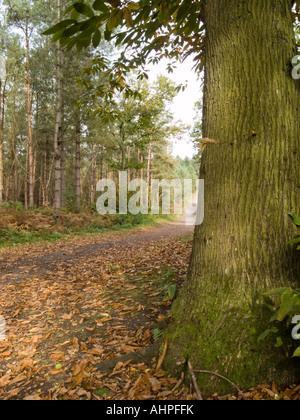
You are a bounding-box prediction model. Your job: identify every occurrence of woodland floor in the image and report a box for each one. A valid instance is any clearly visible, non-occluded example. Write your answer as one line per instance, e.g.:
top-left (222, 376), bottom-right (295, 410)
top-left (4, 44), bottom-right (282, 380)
top-left (0, 220), bottom-right (299, 400)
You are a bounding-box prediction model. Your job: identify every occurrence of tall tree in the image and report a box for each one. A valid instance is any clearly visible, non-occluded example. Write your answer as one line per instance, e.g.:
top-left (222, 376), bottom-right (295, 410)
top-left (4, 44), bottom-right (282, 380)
top-left (53, 0), bottom-right (63, 218)
top-left (75, 113), bottom-right (81, 209)
top-left (0, 0), bottom-right (5, 204)
top-left (0, 55), bottom-right (5, 203)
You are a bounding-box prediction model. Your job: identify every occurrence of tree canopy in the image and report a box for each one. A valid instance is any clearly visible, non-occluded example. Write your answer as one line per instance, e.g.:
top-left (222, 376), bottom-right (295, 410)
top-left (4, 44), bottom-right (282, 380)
top-left (45, 0), bottom-right (300, 74)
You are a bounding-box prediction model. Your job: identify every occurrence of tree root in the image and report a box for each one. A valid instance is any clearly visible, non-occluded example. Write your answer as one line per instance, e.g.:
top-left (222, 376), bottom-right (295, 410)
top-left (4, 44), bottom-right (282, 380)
top-left (96, 319), bottom-right (170, 374)
top-left (97, 342), bottom-right (161, 374)
top-left (193, 370), bottom-right (242, 394)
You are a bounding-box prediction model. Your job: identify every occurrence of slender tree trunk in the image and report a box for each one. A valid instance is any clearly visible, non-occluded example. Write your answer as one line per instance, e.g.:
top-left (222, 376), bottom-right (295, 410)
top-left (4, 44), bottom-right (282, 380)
top-left (75, 118), bottom-right (81, 209)
top-left (121, 146), bottom-right (126, 171)
top-left (136, 149), bottom-right (140, 179)
top-left (147, 142), bottom-right (152, 201)
top-left (0, 79), bottom-right (3, 203)
top-left (127, 146), bottom-right (131, 180)
top-left (90, 144), bottom-right (97, 204)
top-left (140, 153), bottom-right (144, 180)
top-left (166, 0), bottom-right (300, 393)
top-left (9, 140), bottom-right (16, 202)
top-left (147, 142), bottom-right (152, 187)
top-left (99, 147), bottom-right (103, 180)
top-left (24, 143), bottom-right (28, 209)
top-left (54, 0), bottom-right (63, 218)
top-left (25, 23), bottom-right (34, 207)
top-left (60, 140), bottom-right (66, 207)
top-left (43, 137), bottom-right (51, 206)
top-left (34, 92), bottom-right (39, 205)
top-left (60, 96), bottom-right (66, 208)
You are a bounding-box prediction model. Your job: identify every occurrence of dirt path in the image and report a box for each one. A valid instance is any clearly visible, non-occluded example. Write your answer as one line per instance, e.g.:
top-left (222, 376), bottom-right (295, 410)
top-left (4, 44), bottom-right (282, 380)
top-left (0, 220), bottom-right (195, 400)
top-left (0, 220), bottom-right (194, 285)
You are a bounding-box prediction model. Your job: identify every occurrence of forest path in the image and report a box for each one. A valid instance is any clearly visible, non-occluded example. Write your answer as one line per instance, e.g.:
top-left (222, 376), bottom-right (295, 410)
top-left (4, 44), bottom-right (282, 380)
top-left (0, 220), bottom-right (194, 285)
top-left (0, 220), bottom-right (194, 400)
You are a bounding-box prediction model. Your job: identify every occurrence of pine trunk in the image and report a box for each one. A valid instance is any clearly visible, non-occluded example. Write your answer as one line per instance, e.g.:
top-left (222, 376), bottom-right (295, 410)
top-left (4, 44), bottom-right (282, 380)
top-left (75, 119), bottom-right (81, 209)
top-left (53, 0), bottom-right (63, 219)
top-left (60, 139), bottom-right (66, 208)
top-left (43, 137), bottom-right (51, 206)
top-left (0, 80), bottom-right (3, 203)
top-left (166, 0), bottom-right (300, 393)
top-left (147, 142), bottom-right (152, 186)
top-left (26, 25), bottom-right (34, 207)
top-left (90, 144), bottom-right (97, 204)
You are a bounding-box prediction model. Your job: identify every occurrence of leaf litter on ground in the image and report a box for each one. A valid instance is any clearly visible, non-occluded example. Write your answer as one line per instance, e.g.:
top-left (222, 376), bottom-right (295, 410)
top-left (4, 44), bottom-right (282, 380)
top-left (0, 228), bottom-right (299, 400)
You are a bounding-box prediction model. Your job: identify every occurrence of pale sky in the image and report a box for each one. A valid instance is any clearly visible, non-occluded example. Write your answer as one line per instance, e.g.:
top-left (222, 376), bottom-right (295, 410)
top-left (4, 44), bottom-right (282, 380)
top-left (147, 56), bottom-right (203, 159)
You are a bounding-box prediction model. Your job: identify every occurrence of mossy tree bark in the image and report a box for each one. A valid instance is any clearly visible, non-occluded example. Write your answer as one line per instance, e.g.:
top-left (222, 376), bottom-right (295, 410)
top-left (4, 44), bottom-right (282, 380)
top-left (166, 0), bottom-right (300, 393)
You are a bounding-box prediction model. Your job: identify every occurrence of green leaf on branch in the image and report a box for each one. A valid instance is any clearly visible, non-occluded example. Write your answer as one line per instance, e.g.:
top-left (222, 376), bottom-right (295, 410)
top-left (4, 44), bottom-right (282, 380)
top-left (127, 2), bottom-right (140, 11)
top-left (107, 9), bottom-right (122, 31)
top-left (92, 30), bottom-right (102, 47)
top-left (93, 0), bottom-right (109, 12)
top-left (51, 30), bottom-right (66, 43)
top-left (61, 24), bottom-right (81, 38)
top-left (73, 2), bottom-right (95, 18)
top-left (42, 19), bottom-right (77, 35)
top-left (175, 1), bottom-right (192, 24)
top-left (123, 8), bottom-right (133, 26)
top-left (107, 0), bottom-right (121, 7)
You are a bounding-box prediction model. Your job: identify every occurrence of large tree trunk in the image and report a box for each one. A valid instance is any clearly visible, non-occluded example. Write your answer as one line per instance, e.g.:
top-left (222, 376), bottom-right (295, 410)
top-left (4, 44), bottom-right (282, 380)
top-left (166, 0), bottom-right (300, 394)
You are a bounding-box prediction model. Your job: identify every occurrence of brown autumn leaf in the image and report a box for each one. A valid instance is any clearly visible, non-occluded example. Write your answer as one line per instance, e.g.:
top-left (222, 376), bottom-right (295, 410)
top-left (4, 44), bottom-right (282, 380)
top-left (0, 374), bottom-right (11, 387)
top-left (48, 369), bottom-right (63, 376)
top-left (0, 349), bottom-right (12, 357)
top-left (149, 377), bottom-right (161, 392)
top-left (69, 371), bottom-right (84, 389)
top-left (19, 358), bottom-right (35, 372)
top-left (23, 393), bottom-right (42, 400)
top-left (61, 313), bottom-right (73, 320)
top-left (9, 373), bottom-right (27, 386)
top-left (50, 351), bottom-right (65, 362)
top-left (19, 345), bottom-right (37, 358)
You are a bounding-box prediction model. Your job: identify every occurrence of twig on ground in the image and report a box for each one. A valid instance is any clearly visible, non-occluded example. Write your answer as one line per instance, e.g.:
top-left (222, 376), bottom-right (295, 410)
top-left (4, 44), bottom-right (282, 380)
top-left (172, 372), bottom-right (184, 392)
top-left (194, 370), bottom-right (242, 394)
top-left (188, 362), bottom-right (203, 401)
top-left (156, 339), bottom-right (168, 372)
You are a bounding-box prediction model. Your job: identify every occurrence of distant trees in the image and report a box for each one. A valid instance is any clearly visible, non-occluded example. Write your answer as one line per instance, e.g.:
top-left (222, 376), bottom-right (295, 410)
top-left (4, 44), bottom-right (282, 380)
top-left (0, 0), bottom-right (185, 211)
